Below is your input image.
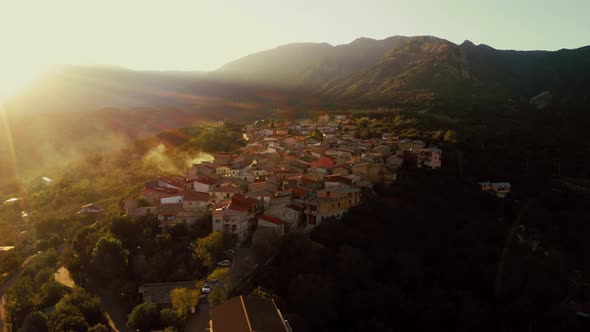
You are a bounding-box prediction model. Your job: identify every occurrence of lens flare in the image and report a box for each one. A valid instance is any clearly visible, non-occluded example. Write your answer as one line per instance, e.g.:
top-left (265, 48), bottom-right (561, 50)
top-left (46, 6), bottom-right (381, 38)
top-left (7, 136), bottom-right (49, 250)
top-left (0, 103), bottom-right (18, 179)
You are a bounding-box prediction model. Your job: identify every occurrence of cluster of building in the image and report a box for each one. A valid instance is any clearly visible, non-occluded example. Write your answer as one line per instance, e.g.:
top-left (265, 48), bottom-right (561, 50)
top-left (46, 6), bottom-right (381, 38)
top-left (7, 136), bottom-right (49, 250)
top-left (124, 114), bottom-right (443, 244)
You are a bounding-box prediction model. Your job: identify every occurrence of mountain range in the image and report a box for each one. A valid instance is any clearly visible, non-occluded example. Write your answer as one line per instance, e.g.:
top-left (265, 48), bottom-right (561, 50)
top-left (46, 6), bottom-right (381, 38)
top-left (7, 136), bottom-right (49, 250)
top-left (218, 35), bottom-right (590, 106)
top-left (4, 34), bottom-right (590, 115)
top-left (2, 34), bottom-right (590, 179)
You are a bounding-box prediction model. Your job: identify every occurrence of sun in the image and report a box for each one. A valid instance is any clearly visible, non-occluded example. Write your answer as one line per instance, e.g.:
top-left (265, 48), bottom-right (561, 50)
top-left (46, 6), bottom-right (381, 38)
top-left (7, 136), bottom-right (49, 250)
top-left (0, 62), bottom-right (48, 102)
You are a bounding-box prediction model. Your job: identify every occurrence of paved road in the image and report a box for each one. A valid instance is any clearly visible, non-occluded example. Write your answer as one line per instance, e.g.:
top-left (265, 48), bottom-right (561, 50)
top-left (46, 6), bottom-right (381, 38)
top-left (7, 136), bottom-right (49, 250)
top-left (185, 302), bottom-right (210, 332)
top-left (230, 248), bottom-right (254, 289)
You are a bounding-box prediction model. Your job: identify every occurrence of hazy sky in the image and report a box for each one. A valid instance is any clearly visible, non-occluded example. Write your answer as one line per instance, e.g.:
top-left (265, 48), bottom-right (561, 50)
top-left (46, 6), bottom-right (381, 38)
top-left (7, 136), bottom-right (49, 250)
top-left (1, 0), bottom-right (589, 72)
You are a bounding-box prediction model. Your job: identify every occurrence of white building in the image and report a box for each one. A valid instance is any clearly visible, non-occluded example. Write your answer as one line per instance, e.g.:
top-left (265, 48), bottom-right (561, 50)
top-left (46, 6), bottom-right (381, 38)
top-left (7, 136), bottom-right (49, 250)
top-left (212, 194), bottom-right (261, 243)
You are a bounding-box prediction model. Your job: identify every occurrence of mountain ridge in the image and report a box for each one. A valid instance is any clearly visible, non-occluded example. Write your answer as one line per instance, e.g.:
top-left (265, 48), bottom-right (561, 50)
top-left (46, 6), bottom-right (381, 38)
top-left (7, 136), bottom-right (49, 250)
top-left (215, 35), bottom-right (590, 107)
top-left (3, 35), bottom-right (590, 115)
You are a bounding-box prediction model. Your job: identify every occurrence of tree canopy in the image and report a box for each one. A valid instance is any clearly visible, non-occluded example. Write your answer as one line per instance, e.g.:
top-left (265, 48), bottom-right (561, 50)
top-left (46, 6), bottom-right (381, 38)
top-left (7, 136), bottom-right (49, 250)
top-left (127, 302), bottom-right (163, 331)
top-left (90, 236), bottom-right (128, 285)
top-left (171, 287), bottom-right (201, 320)
top-left (193, 231), bottom-right (225, 268)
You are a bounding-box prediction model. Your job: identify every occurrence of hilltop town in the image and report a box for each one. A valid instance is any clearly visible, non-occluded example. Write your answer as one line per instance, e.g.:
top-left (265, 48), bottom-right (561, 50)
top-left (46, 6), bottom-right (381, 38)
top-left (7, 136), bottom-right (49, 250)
top-left (124, 114), bottom-right (443, 243)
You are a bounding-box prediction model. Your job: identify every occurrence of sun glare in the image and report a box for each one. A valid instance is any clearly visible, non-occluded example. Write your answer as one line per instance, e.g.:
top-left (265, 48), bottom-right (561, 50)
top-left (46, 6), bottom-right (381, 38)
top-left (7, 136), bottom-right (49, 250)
top-left (0, 63), bottom-right (48, 102)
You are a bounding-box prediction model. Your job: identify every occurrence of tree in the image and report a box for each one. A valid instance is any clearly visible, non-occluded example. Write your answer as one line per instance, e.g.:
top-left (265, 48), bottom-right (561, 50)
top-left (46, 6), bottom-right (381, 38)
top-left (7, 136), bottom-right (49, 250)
top-left (21, 311), bottom-right (48, 332)
top-left (90, 236), bottom-right (128, 285)
top-left (36, 239), bottom-right (50, 252)
top-left (193, 231), bottom-right (224, 269)
top-left (310, 129), bottom-right (324, 141)
top-left (88, 323), bottom-right (109, 332)
top-left (73, 226), bottom-right (102, 269)
top-left (0, 250), bottom-right (20, 274)
top-left (58, 287), bottom-right (105, 326)
top-left (39, 280), bottom-right (67, 308)
top-left (48, 234), bottom-right (64, 248)
top-left (287, 274), bottom-right (337, 329)
top-left (208, 267), bottom-right (230, 283)
top-left (208, 283), bottom-right (229, 307)
top-left (433, 129), bottom-right (445, 141)
top-left (250, 286), bottom-right (279, 301)
top-left (5, 276), bottom-right (34, 329)
top-left (48, 304), bottom-right (89, 332)
top-left (443, 129), bottom-right (457, 143)
top-left (171, 287), bottom-right (201, 320)
top-left (33, 267), bottom-right (55, 288)
top-left (127, 302), bottom-right (162, 331)
top-left (334, 245), bottom-right (372, 288)
top-left (207, 267), bottom-right (231, 306)
top-left (160, 308), bottom-right (182, 329)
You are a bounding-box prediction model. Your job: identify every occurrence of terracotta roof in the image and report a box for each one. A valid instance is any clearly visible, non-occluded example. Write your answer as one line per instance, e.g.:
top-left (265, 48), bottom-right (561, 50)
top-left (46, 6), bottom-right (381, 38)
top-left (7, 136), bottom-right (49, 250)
top-left (164, 179), bottom-right (186, 189)
top-left (193, 176), bottom-right (219, 185)
top-left (217, 163), bottom-right (232, 168)
top-left (276, 189), bottom-right (293, 196)
top-left (210, 296), bottom-right (289, 332)
top-left (211, 185), bottom-right (241, 193)
top-left (272, 169), bottom-right (297, 174)
top-left (247, 189), bottom-right (275, 198)
top-left (291, 187), bottom-right (311, 199)
top-left (183, 191), bottom-right (210, 202)
top-left (142, 187), bottom-right (180, 195)
top-left (229, 193), bottom-right (260, 212)
top-left (289, 174), bottom-right (321, 183)
top-left (259, 215), bottom-right (286, 225)
top-left (289, 160), bottom-right (310, 169)
top-left (300, 155), bottom-right (318, 163)
top-left (311, 156), bottom-right (335, 170)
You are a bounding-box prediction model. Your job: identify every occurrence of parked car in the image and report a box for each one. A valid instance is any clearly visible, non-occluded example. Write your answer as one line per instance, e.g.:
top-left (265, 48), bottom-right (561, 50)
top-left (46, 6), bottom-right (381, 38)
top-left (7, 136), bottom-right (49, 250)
top-left (224, 249), bottom-right (235, 256)
top-left (217, 259), bottom-right (231, 267)
top-left (201, 282), bottom-right (212, 294)
top-left (199, 294), bottom-right (208, 304)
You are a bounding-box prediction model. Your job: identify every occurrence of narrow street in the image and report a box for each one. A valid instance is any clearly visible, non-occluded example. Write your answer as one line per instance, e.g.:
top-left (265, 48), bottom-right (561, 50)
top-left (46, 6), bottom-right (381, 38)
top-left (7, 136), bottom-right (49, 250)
top-left (185, 302), bottom-right (210, 331)
top-left (230, 248), bottom-right (254, 289)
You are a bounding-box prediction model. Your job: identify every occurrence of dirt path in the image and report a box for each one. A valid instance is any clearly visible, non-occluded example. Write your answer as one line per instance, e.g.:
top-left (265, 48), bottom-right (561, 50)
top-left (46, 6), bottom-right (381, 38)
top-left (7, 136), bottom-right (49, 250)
top-left (54, 267), bottom-right (75, 288)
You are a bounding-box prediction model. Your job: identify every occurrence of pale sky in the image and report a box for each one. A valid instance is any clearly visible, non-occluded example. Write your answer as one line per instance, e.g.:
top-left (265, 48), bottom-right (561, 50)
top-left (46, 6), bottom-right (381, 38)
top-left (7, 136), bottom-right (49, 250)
top-left (0, 0), bottom-right (589, 74)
